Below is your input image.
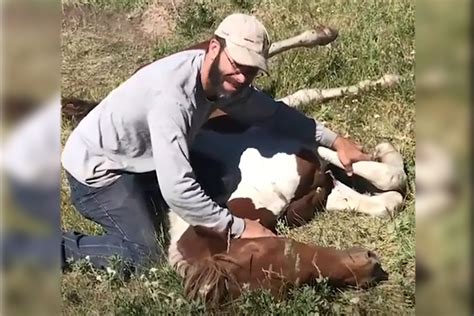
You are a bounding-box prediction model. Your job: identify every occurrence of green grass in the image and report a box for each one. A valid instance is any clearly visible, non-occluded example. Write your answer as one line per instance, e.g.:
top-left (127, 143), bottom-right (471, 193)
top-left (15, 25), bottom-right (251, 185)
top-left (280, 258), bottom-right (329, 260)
top-left (61, 0), bottom-right (415, 314)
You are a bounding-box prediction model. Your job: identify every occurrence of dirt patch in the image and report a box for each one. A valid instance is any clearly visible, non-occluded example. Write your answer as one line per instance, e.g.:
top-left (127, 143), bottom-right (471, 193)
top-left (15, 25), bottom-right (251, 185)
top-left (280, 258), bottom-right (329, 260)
top-left (61, 1), bottom-right (184, 98)
top-left (62, 5), bottom-right (143, 42)
top-left (62, 1), bottom-right (180, 42)
top-left (140, 0), bottom-right (180, 40)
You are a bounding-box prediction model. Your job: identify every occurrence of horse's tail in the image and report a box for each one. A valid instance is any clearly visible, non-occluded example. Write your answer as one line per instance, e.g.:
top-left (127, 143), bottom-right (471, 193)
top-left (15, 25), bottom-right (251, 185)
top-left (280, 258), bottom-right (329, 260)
top-left (183, 254), bottom-right (242, 306)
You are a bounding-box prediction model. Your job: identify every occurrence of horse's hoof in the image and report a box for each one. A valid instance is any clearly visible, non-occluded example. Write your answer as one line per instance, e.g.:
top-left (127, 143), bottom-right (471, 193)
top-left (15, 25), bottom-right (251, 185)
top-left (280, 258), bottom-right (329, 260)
top-left (315, 25), bottom-right (339, 46)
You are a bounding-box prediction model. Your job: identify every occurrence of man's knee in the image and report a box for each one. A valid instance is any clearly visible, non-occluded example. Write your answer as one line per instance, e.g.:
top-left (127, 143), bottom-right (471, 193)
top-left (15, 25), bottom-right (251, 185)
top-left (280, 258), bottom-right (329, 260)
top-left (123, 239), bottom-right (163, 266)
top-left (62, 232), bottom-right (162, 272)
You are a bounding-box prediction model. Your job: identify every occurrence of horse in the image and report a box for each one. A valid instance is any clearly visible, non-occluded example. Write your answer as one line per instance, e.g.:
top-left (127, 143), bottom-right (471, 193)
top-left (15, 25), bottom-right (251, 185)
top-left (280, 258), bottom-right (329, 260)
top-left (168, 112), bottom-right (406, 304)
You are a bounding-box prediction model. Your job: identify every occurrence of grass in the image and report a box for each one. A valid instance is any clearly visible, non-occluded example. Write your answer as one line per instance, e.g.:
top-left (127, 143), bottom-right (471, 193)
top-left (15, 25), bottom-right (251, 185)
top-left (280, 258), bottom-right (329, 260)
top-left (61, 0), bottom-right (415, 314)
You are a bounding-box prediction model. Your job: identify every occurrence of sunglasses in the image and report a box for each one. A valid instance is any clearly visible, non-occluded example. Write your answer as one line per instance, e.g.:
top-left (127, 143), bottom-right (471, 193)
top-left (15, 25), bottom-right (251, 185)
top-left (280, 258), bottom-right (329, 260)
top-left (222, 48), bottom-right (261, 78)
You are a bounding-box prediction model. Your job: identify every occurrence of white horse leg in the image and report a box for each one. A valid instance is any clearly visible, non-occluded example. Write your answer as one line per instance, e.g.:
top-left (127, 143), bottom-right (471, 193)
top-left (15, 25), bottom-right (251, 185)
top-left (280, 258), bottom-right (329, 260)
top-left (268, 26), bottom-right (338, 58)
top-left (279, 75), bottom-right (401, 109)
top-left (326, 180), bottom-right (403, 217)
top-left (317, 146), bottom-right (407, 191)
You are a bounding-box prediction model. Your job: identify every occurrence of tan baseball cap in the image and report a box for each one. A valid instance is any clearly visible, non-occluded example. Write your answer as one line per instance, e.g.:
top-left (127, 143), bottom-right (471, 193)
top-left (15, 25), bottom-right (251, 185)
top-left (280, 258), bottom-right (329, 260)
top-left (214, 13), bottom-right (271, 74)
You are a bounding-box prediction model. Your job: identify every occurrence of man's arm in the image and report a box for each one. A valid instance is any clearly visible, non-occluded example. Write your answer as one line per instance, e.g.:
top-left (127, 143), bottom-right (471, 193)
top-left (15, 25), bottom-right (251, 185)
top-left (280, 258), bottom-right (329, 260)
top-left (221, 86), bottom-right (337, 148)
top-left (147, 105), bottom-right (245, 237)
top-left (221, 87), bottom-right (371, 173)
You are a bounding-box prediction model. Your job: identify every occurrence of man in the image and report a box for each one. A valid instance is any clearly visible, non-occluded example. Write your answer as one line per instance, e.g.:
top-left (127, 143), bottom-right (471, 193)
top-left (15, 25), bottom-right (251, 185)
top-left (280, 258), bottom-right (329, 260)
top-left (61, 13), bottom-right (370, 270)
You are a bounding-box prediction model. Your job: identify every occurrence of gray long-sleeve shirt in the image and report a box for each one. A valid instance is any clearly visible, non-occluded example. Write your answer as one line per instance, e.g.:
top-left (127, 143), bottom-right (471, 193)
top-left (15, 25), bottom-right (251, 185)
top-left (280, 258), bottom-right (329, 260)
top-left (61, 49), bottom-right (337, 237)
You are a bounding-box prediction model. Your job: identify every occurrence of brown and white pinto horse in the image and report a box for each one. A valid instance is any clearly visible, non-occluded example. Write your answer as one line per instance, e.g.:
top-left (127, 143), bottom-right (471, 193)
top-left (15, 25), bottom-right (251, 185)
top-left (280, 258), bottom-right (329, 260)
top-left (168, 112), bottom-right (406, 304)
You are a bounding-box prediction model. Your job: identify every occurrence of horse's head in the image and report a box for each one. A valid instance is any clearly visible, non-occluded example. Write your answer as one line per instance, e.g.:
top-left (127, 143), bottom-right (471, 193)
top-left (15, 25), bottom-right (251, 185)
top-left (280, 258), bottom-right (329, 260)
top-left (332, 247), bottom-right (389, 288)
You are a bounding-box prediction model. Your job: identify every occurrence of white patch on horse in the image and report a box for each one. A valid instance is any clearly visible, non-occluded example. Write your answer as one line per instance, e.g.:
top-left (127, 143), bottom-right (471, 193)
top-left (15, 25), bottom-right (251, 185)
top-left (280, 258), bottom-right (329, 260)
top-left (168, 211), bottom-right (190, 276)
top-left (229, 148), bottom-right (301, 216)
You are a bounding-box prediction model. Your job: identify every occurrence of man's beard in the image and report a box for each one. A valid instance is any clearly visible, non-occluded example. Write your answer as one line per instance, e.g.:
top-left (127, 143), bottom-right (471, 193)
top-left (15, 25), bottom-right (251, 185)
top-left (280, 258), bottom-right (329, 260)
top-left (208, 53), bottom-right (227, 100)
top-left (208, 51), bottom-right (241, 100)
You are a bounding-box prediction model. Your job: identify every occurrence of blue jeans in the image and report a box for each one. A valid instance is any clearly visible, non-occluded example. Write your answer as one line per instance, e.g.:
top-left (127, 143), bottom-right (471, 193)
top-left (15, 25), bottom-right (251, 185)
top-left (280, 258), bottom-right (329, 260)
top-left (62, 171), bottom-right (168, 272)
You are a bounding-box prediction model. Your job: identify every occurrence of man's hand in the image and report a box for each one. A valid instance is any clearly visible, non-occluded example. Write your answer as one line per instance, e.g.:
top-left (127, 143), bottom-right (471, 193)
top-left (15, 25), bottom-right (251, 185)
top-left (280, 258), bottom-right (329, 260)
top-left (239, 218), bottom-right (276, 239)
top-left (332, 136), bottom-right (372, 176)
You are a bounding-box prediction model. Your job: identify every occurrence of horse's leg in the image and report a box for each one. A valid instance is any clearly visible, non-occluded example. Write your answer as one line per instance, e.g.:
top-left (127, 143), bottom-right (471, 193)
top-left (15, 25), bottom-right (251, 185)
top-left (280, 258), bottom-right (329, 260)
top-left (283, 169), bottom-right (333, 227)
top-left (373, 142), bottom-right (404, 169)
top-left (279, 74), bottom-right (401, 109)
top-left (317, 146), bottom-right (407, 191)
top-left (326, 180), bottom-right (403, 217)
top-left (268, 25), bottom-right (338, 58)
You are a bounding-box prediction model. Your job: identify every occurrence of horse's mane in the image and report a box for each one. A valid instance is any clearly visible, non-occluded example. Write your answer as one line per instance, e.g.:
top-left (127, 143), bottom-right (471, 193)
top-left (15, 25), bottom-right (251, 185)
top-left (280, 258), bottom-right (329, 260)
top-left (183, 253), bottom-right (241, 306)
